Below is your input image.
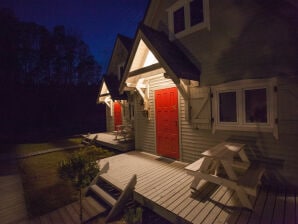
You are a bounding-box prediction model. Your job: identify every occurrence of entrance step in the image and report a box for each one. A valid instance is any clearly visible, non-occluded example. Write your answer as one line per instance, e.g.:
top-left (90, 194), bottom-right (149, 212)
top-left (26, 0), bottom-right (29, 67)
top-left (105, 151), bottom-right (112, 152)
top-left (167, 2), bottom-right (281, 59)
top-left (89, 184), bottom-right (117, 207)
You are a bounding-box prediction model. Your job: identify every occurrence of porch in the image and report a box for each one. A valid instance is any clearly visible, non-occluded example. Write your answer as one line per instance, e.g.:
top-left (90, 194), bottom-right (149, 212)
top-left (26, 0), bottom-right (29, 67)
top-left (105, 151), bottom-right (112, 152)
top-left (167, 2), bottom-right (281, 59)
top-left (82, 132), bottom-right (134, 152)
top-left (98, 151), bottom-right (297, 224)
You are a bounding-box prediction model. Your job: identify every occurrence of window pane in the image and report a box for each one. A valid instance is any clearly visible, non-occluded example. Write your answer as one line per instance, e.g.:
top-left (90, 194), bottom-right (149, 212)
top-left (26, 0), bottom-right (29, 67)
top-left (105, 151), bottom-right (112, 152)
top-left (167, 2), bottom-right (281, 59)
top-left (245, 88), bottom-right (267, 123)
top-left (219, 92), bottom-right (237, 122)
top-left (190, 0), bottom-right (204, 26)
top-left (174, 7), bottom-right (185, 33)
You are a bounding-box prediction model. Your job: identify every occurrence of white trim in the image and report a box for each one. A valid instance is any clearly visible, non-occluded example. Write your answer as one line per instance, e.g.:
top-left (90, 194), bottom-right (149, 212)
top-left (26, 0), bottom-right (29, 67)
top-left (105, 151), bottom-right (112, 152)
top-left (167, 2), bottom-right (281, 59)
top-left (211, 78), bottom-right (278, 139)
top-left (167, 0), bottom-right (210, 41)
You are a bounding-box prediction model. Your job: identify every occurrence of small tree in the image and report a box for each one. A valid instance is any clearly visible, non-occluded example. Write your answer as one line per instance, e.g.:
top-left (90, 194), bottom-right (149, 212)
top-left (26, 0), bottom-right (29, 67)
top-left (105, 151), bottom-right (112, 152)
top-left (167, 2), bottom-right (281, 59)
top-left (58, 148), bottom-right (99, 223)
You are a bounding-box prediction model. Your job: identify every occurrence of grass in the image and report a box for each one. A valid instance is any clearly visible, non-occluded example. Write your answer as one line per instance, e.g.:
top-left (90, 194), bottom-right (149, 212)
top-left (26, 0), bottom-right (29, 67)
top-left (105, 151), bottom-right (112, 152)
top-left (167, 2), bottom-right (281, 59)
top-left (17, 143), bottom-right (115, 218)
top-left (1, 137), bottom-right (83, 155)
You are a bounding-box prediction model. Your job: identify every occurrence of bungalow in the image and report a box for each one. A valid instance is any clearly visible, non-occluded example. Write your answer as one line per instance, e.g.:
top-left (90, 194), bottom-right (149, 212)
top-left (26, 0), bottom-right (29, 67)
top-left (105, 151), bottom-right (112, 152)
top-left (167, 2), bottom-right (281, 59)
top-left (97, 34), bottom-right (133, 132)
top-left (99, 0), bottom-right (298, 187)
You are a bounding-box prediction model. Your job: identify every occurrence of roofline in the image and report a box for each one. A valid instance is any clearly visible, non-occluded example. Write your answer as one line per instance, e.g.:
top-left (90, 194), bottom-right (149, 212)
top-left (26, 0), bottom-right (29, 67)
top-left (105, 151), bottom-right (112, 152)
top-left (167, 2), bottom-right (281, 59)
top-left (119, 28), bottom-right (178, 93)
top-left (141, 0), bottom-right (152, 24)
top-left (96, 76), bottom-right (106, 104)
top-left (104, 34), bottom-right (133, 74)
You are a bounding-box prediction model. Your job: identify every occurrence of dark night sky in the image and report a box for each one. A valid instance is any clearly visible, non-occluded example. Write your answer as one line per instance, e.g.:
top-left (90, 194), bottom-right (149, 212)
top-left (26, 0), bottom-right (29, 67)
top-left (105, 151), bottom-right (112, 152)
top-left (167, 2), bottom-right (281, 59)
top-left (0, 0), bottom-right (149, 72)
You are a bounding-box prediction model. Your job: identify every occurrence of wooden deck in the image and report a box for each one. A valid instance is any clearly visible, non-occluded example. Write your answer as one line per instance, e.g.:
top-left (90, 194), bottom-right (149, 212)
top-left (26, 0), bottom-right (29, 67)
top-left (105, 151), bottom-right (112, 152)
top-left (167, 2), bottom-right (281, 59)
top-left (83, 132), bottom-right (134, 152)
top-left (18, 196), bottom-right (106, 224)
top-left (0, 175), bottom-right (28, 224)
top-left (98, 151), bottom-right (298, 224)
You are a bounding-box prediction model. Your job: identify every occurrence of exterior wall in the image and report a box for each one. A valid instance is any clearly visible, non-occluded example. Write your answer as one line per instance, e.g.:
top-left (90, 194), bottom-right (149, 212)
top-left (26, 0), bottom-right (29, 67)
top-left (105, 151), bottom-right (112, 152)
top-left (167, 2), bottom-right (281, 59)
top-left (132, 73), bottom-right (298, 186)
top-left (179, 76), bottom-right (298, 186)
top-left (139, 0), bottom-right (298, 186)
top-left (134, 74), bottom-right (176, 154)
top-left (106, 40), bottom-right (129, 77)
top-left (105, 101), bottom-right (131, 132)
top-left (144, 0), bottom-right (174, 31)
top-left (106, 106), bottom-right (114, 132)
top-left (177, 0), bottom-right (297, 86)
top-left (104, 38), bottom-right (131, 132)
top-left (145, 0), bottom-right (298, 86)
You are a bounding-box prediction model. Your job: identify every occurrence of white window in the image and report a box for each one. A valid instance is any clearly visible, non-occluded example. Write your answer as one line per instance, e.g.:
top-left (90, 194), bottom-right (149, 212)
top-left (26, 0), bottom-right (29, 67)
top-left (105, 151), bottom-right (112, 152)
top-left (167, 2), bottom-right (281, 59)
top-left (167, 0), bottom-right (210, 40)
top-left (211, 78), bottom-right (278, 138)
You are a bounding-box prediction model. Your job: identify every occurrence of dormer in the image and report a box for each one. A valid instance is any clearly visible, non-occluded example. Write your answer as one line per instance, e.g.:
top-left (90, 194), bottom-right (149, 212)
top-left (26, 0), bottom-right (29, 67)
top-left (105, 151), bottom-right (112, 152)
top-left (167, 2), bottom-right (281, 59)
top-left (167, 0), bottom-right (210, 40)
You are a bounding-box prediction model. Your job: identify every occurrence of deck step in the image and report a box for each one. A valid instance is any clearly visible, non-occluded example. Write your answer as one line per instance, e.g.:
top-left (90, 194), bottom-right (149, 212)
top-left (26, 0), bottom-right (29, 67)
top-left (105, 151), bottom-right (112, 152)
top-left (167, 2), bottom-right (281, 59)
top-left (90, 184), bottom-right (117, 207)
top-left (85, 196), bottom-right (107, 214)
top-left (100, 173), bottom-right (125, 191)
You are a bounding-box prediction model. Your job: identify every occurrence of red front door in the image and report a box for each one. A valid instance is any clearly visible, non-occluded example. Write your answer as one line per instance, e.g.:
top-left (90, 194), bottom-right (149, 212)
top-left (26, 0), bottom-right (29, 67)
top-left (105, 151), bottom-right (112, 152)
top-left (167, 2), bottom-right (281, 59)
top-left (114, 102), bottom-right (122, 130)
top-left (155, 87), bottom-right (179, 159)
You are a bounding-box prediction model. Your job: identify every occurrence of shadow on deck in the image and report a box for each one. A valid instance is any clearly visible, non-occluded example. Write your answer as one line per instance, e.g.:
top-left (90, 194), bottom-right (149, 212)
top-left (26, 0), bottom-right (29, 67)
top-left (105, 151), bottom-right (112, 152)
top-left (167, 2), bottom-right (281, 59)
top-left (82, 132), bottom-right (134, 152)
top-left (97, 151), bottom-right (297, 224)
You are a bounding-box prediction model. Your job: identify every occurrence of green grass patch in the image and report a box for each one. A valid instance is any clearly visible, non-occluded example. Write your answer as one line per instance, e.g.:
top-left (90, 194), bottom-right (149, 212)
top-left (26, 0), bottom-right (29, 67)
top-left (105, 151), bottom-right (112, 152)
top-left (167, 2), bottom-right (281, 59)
top-left (1, 137), bottom-right (83, 155)
top-left (18, 145), bottom-right (114, 217)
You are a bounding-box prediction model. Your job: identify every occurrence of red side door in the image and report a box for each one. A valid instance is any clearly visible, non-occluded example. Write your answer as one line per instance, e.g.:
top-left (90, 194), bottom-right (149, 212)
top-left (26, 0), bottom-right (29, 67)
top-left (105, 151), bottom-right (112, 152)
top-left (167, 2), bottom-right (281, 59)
top-left (155, 87), bottom-right (179, 160)
top-left (114, 102), bottom-right (122, 130)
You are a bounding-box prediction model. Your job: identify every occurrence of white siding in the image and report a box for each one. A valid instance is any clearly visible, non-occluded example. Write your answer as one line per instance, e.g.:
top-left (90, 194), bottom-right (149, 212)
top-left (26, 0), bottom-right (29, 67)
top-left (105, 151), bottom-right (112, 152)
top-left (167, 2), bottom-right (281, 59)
top-left (133, 75), bottom-right (298, 186)
top-left (106, 107), bottom-right (114, 132)
top-left (178, 77), bottom-right (298, 186)
top-left (134, 74), bottom-right (176, 154)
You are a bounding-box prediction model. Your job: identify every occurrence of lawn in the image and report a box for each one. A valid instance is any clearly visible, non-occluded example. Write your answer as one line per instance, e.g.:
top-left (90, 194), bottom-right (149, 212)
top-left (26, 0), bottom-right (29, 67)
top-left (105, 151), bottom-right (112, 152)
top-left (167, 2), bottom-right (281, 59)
top-left (17, 143), bottom-right (114, 218)
top-left (1, 137), bottom-right (83, 155)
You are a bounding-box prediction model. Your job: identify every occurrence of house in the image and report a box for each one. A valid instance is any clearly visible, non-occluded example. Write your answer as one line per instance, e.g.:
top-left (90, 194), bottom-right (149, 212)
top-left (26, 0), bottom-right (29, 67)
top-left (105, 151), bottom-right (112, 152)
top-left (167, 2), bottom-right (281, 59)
top-left (97, 34), bottom-right (133, 132)
top-left (99, 0), bottom-right (298, 187)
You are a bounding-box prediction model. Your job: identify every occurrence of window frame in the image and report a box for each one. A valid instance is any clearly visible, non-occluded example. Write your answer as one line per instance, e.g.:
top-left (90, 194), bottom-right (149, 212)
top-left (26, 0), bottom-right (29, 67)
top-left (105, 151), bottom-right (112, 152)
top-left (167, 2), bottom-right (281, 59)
top-left (211, 78), bottom-right (278, 138)
top-left (167, 0), bottom-right (210, 41)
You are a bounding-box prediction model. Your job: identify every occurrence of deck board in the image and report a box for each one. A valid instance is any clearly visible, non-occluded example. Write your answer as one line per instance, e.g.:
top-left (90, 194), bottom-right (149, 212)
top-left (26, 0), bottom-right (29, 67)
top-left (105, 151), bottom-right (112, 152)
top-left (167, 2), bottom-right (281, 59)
top-left (58, 207), bottom-right (76, 224)
top-left (249, 187), bottom-right (268, 223)
top-left (200, 188), bottom-right (234, 224)
top-left (213, 191), bottom-right (238, 224)
top-left (83, 132), bottom-right (134, 152)
top-left (157, 175), bottom-right (192, 206)
top-left (138, 166), bottom-right (186, 195)
top-left (186, 186), bottom-right (224, 222)
top-left (271, 188), bottom-right (285, 224)
top-left (260, 189), bottom-right (276, 223)
top-left (98, 151), bottom-right (295, 224)
top-left (295, 190), bottom-right (298, 223)
top-left (285, 192), bottom-right (296, 224)
top-left (155, 177), bottom-right (191, 206)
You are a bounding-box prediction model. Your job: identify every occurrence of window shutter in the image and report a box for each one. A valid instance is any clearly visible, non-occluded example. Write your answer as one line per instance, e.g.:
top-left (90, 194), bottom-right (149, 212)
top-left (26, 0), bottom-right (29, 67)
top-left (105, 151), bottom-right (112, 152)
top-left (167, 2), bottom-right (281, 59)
top-left (190, 86), bottom-right (211, 129)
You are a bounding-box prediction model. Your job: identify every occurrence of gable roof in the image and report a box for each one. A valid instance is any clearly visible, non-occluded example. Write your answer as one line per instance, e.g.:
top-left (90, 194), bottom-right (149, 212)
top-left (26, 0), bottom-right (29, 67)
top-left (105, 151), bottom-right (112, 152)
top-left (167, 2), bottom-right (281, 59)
top-left (120, 24), bottom-right (200, 92)
top-left (117, 34), bottom-right (133, 52)
top-left (97, 75), bottom-right (127, 104)
top-left (140, 24), bottom-right (200, 80)
top-left (104, 75), bottom-right (127, 100)
top-left (97, 34), bottom-right (132, 103)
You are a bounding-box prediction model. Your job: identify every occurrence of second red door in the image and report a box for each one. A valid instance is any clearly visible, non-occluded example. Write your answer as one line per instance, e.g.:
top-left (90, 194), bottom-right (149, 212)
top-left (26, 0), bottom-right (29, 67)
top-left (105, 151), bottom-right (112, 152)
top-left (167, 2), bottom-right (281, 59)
top-left (114, 102), bottom-right (122, 130)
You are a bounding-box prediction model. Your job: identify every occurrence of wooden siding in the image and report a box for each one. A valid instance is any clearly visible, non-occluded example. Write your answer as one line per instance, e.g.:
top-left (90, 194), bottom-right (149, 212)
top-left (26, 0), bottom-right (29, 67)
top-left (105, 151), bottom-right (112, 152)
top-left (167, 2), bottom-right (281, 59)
top-left (140, 0), bottom-right (298, 187)
top-left (132, 74), bottom-right (298, 186)
top-left (106, 39), bottom-right (129, 76)
top-left (178, 79), bottom-right (298, 186)
top-left (134, 74), bottom-right (176, 154)
top-left (145, 0), bottom-right (298, 86)
top-left (105, 101), bottom-right (130, 133)
top-left (105, 107), bottom-right (114, 132)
